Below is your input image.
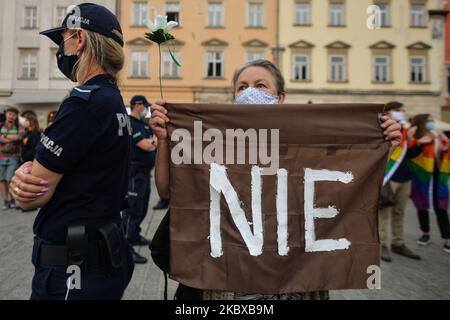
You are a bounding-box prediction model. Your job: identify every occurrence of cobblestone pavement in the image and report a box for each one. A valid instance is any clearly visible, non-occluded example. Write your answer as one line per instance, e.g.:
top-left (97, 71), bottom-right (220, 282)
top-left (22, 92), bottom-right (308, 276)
top-left (1, 181), bottom-right (449, 300)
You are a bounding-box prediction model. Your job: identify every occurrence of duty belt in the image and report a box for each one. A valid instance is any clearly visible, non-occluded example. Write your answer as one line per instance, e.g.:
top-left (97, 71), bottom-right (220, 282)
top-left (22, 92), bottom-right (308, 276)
top-left (37, 223), bottom-right (125, 274)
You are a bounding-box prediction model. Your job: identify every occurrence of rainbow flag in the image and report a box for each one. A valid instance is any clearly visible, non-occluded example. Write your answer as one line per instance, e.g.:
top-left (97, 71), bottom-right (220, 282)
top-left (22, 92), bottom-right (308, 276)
top-left (437, 148), bottom-right (450, 210)
top-left (409, 140), bottom-right (450, 211)
top-left (383, 129), bottom-right (408, 186)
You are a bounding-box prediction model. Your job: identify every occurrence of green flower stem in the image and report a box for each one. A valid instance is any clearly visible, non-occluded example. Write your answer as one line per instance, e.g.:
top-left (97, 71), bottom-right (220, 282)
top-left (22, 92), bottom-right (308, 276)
top-left (158, 43), bottom-right (164, 100)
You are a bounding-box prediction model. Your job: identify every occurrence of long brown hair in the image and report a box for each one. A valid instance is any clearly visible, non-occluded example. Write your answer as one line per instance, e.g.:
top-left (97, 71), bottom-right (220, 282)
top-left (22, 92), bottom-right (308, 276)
top-left (410, 113), bottom-right (430, 139)
top-left (47, 111), bottom-right (57, 127)
top-left (25, 113), bottom-right (41, 133)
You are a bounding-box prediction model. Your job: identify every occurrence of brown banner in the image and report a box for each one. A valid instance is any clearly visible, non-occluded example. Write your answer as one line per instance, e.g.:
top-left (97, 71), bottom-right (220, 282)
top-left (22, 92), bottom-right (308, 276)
top-left (166, 103), bottom-right (389, 294)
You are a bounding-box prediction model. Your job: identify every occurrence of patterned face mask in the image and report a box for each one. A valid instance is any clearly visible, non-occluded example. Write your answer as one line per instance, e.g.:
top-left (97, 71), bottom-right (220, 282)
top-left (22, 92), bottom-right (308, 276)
top-left (234, 87), bottom-right (279, 105)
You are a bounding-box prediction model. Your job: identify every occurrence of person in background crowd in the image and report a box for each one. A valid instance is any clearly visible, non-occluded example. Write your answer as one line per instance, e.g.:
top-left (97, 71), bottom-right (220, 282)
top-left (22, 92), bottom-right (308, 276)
top-left (0, 110), bottom-right (5, 124)
top-left (150, 59), bottom-right (402, 300)
top-left (409, 114), bottom-right (450, 253)
top-left (21, 110), bottom-right (37, 119)
top-left (0, 107), bottom-right (22, 210)
top-left (47, 111), bottom-right (57, 128)
top-left (17, 113), bottom-right (42, 213)
top-left (122, 95), bottom-right (157, 264)
top-left (379, 102), bottom-right (421, 262)
top-left (21, 113), bottom-right (42, 164)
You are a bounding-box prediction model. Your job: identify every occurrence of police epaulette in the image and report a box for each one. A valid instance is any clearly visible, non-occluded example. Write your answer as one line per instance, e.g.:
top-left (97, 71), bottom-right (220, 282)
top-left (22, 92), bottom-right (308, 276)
top-left (70, 85), bottom-right (101, 101)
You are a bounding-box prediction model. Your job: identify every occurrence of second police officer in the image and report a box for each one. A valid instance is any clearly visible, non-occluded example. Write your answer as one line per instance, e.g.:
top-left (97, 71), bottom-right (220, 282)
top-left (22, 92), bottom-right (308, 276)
top-left (122, 95), bottom-right (157, 264)
top-left (10, 3), bottom-right (134, 300)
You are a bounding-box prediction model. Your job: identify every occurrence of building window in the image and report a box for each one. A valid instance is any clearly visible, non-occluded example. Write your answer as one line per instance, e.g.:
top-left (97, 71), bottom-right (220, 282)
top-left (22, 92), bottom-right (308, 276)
top-left (410, 56), bottom-right (426, 83)
top-left (162, 50), bottom-right (181, 77)
top-left (431, 18), bottom-right (444, 39)
top-left (248, 2), bottom-right (264, 27)
top-left (329, 55), bottom-right (346, 81)
top-left (293, 55), bottom-right (310, 81)
top-left (206, 51), bottom-right (224, 78)
top-left (411, 3), bottom-right (426, 27)
top-left (377, 3), bottom-right (390, 27)
top-left (329, 2), bottom-right (345, 26)
top-left (19, 50), bottom-right (38, 79)
top-left (130, 51), bottom-right (149, 77)
top-left (373, 56), bottom-right (390, 82)
top-left (207, 2), bottom-right (224, 27)
top-left (24, 7), bottom-right (38, 29)
top-left (295, 2), bottom-right (311, 25)
top-left (132, 1), bottom-right (148, 26)
top-left (246, 51), bottom-right (264, 62)
top-left (55, 7), bottom-right (67, 26)
top-left (166, 2), bottom-right (180, 25)
top-left (50, 49), bottom-right (65, 79)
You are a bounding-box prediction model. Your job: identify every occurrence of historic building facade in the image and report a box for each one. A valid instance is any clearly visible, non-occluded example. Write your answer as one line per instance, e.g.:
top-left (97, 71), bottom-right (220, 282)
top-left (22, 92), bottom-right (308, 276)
top-left (1, 0), bottom-right (449, 121)
top-left (0, 0), bottom-right (117, 127)
top-left (119, 0), bottom-right (278, 104)
top-left (279, 0), bottom-right (448, 119)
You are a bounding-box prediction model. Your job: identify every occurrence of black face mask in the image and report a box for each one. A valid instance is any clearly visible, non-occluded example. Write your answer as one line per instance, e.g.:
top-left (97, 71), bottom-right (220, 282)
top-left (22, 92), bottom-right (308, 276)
top-left (56, 40), bottom-right (78, 82)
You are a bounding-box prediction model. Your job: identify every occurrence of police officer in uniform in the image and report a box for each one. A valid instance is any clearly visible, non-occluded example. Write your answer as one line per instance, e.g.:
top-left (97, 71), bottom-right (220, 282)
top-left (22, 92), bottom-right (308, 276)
top-left (122, 95), bottom-right (156, 264)
top-left (10, 3), bottom-right (134, 300)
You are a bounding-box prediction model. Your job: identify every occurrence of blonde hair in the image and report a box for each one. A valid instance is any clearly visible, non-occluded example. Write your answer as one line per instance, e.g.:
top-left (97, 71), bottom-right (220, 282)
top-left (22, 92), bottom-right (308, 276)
top-left (72, 29), bottom-right (124, 83)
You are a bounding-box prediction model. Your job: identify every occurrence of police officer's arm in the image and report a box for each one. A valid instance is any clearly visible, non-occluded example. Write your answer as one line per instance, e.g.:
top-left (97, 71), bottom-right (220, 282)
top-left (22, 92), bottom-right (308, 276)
top-left (11, 99), bottom-right (101, 208)
top-left (136, 137), bottom-right (156, 152)
top-left (150, 101), bottom-right (170, 199)
top-left (14, 161), bottom-right (63, 210)
top-left (132, 119), bottom-right (156, 152)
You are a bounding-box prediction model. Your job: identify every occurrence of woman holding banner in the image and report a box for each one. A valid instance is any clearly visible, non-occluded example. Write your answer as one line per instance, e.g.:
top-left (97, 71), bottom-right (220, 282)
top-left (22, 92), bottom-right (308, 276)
top-left (150, 59), bottom-right (403, 300)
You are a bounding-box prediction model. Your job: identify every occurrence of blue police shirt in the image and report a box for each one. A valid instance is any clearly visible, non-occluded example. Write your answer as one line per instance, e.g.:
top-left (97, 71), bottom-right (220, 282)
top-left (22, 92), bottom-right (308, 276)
top-left (33, 74), bottom-right (132, 244)
top-left (130, 116), bottom-right (156, 170)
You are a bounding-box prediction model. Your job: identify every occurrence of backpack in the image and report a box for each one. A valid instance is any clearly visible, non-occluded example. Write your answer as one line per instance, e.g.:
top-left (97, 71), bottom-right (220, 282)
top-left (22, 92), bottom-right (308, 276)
top-left (149, 210), bottom-right (170, 300)
top-left (150, 209), bottom-right (203, 300)
top-left (150, 210), bottom-right (170, 273)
